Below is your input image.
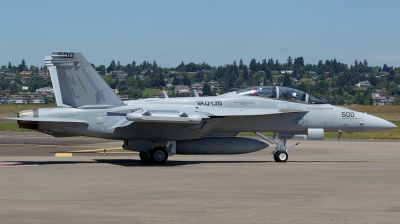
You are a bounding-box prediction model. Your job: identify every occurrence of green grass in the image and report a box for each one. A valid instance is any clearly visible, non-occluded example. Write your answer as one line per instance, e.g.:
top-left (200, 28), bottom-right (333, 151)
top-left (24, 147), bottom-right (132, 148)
top-left (0, 123), bottom-right (32, 132)
top-left (0, 104), bottom-right (56, 120)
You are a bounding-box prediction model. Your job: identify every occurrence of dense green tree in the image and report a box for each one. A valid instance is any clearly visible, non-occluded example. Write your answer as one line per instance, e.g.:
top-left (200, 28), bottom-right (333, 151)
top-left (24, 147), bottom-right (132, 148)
top-left (185, 62), bottom-right (199, 72)
top-left (283, 74), bottom-right (292, 87)
top-left (287, 56), bottom-right (293, 67)
top-left (382, 64), bottom-right (390, 72)
top-left (243, 65), bottom-right (249, 81)
top-left (261, 59), bottom-right (267, 72)
top-left (194, 72), bottom-right (205, 82)
top-left (337, 87), bottom-right (343, 95)
top-left (176, 61), bottom-right (185, 71)
top-left (9, 83), bottom-right (19, 94)
top-left (249, 59), bottom-right (257, 72)
top-left (102, 75), bottom-right (113, 85)
top-left (18, 59), bottom-right (27, 72)
top-left (389, 70), bottom-right (396, 82)
top-left (202, 83), bottom-right (212, 96)
top-left (152, 73), bottom-right (166, 87)
top-left (107, 60), bottom-right (117, 73)
top-left (294, 57), bottom-right (304, 67)
top-left (172, 77), bottom-right (182, 86)
top-left (275, 60), bottom-right (280, 71)
top-left (368, 74), bottom-right (379, 86)
top-left (363, 60), bottom-right (368, 68)
top-left (130, 89), bottom-right (143, 99)
top-left (182, 77), bottom-right (191, 86)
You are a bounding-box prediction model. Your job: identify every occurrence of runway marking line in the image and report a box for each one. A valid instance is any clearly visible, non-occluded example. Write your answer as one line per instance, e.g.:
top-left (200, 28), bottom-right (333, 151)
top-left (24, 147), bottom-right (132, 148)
top-left (1, 144), bottom-right (99, 148)
top-left (67, 147), bottom-right (122, 153)
top-left (96, 151), bottom-right (139, 154)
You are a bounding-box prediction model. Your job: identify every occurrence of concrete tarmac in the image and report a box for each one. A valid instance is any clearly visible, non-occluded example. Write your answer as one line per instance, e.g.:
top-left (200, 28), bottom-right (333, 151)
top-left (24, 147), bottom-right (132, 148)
top-left (0, 131), bottom-right (400, 224)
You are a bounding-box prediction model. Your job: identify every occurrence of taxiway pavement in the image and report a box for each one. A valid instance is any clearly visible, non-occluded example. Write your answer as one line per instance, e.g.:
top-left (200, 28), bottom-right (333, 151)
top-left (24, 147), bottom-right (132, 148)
top-left (0, 131), bottom-right (399, 223)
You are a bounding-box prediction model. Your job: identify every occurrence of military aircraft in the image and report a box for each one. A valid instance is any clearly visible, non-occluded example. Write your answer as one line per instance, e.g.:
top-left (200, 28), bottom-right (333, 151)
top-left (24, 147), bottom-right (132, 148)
top-left (10, 52), bottom-right (397, 163)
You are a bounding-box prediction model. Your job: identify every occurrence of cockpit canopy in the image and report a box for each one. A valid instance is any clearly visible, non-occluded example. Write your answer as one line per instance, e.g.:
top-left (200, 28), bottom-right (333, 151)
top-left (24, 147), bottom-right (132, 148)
top-left (235, 86), bottom-right (326, 104)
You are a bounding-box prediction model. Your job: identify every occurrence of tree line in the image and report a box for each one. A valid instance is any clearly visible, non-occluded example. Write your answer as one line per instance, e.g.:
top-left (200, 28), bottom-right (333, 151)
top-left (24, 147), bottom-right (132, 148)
top-left (1, 56), bottom-right (400, 105)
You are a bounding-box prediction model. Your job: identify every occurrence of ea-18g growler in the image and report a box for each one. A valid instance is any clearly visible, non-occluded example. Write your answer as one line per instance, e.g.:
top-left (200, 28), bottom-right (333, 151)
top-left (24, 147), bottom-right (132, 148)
top-left (10, 52), bottom-right (397, 163)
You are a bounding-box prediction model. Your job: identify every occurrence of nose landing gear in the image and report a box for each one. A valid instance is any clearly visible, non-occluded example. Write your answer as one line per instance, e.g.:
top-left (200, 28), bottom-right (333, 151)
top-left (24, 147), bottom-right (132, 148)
top-left (255, 132), bottom-right (300, 163)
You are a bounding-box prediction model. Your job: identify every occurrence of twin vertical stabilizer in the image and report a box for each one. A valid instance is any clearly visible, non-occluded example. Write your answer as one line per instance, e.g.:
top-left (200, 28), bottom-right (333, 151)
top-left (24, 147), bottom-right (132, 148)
top-left (44, 52), bottom-right (125, 108)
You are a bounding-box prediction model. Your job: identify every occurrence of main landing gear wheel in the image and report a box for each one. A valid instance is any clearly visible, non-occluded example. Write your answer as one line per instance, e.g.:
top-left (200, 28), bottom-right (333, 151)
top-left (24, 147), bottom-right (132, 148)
top-left (150, 147), bottom-right (168, 164)
top-left (139, 152), bottom-right (152, 163)
top-left (274, 151), bottom-right (288, 163)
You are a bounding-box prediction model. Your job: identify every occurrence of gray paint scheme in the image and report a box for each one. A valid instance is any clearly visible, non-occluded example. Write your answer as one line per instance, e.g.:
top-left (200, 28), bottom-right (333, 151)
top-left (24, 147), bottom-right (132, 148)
top-left (8, 52), bottom-right (397, 162)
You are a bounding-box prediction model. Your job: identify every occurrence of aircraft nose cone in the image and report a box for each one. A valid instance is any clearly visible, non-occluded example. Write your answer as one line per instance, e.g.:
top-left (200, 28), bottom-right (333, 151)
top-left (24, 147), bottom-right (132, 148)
top-left (364, 114), bottom-right (397, 132)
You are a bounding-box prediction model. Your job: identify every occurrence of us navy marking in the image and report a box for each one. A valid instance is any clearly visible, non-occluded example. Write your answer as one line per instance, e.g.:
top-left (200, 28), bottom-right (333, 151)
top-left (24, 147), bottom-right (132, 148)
top-left (88, 124), bottom-right (107, 132)
top-left (196, 100), bottom-right (222, 106)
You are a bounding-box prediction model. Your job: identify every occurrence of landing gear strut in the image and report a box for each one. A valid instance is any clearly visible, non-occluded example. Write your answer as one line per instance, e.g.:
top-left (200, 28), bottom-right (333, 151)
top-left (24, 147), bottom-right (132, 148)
top-left (255, 132), bottom-right (300, 163)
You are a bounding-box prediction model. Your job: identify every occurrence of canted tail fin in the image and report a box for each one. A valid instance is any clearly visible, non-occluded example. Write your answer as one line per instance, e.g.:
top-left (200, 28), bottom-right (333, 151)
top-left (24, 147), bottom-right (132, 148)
top-left (44, 52), bottom-right (125, 108)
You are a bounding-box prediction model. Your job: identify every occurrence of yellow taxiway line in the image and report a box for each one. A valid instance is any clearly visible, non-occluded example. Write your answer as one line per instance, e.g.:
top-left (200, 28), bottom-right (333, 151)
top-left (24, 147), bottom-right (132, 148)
top-left (54, 153), bottom-right (73, 157)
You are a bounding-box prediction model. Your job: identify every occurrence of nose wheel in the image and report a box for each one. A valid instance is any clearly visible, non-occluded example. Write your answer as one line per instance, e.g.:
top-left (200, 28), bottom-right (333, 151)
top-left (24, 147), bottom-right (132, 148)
top-left (273, 151), bottom-right (288, 162)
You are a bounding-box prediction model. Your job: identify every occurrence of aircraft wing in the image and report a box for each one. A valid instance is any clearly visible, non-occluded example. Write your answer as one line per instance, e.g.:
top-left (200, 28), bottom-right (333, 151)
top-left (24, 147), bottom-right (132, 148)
top-left (109, 107), bottom-right (306, 129)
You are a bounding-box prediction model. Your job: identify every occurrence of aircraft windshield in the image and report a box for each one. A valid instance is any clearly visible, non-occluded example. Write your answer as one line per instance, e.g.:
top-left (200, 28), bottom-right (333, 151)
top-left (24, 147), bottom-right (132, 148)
top-left (235, 86), bottom-right (326, 104)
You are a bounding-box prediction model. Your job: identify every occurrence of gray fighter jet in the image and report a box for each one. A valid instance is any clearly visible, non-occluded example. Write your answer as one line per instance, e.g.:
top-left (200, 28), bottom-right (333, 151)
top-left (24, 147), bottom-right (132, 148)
top-left (10, 52), bottom-right (397, 163)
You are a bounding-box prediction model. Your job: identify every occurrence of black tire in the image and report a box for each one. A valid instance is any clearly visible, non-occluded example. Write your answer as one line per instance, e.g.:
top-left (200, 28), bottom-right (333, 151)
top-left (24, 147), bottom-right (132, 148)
top-left (150, 147), bottom-right (168, 164)
top-left (273, 154), bottom-right (279, 162)
top-left (275, 151), bottom-right (288, 163)
top-left (139, 151), bottom-right (152, 163)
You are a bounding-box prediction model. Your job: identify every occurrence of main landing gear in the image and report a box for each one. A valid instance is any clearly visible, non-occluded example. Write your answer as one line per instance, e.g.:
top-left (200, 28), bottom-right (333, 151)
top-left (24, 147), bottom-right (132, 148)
top-left (139, 147), bottom-right (169, 164)
top-left (123, 140), bottom-right (174, 164)
top-left (137, 141), bottom-right (176, 164)
top-left (255, 132), bottom-right (300, 163)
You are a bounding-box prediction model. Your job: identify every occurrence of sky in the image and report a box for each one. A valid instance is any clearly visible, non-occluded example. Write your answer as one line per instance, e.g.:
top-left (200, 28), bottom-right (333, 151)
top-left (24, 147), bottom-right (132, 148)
top-left (1, 0), bottom-right (400, 69)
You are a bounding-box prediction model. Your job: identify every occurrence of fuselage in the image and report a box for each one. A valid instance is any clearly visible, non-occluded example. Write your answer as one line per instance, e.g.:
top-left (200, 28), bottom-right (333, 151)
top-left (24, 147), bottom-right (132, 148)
top-left (19, 94), bottom-right (396, 141)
